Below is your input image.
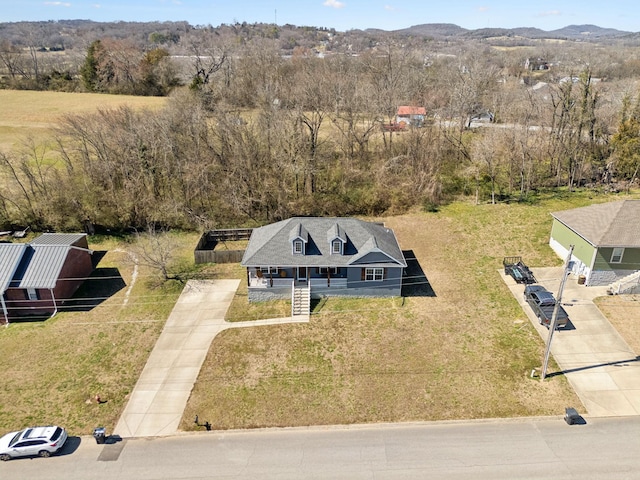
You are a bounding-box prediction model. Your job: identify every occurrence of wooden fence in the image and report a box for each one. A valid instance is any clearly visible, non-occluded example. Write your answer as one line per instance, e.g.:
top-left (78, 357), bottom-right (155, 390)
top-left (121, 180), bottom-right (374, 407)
top-left (194, 228), bottom-right (253, 264)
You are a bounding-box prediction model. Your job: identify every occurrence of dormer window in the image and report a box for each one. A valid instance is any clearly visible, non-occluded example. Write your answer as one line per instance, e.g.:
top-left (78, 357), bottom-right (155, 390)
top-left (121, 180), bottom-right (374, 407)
top-left (290, 222), bottom-right (308, 255)
top-left (327, 223), bottom-right (346, 256)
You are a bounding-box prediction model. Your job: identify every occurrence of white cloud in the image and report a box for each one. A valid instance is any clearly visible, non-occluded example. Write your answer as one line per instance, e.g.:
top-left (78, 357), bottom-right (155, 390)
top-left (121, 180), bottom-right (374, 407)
top-left (384, 5), bottom-right (395, 11)
top-left (44, 1), bottom-right (72, 6)
top-left (538, 10), bottom-right (562, 17)
top-left (477, 6), bottom-right (489, 13)
top-left (323, 0), bottom-right (346, 9)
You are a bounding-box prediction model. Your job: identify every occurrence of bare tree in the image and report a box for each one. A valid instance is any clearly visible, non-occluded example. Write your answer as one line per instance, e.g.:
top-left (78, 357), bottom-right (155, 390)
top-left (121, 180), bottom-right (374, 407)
top-left (0, 39), bottom-right (29, 79)
top-left (128, 227), bottom-right (192, 283)
top-left (187, 31), bottom-right (228, 90)
top-left (547, 69), bottom-right (602, 190)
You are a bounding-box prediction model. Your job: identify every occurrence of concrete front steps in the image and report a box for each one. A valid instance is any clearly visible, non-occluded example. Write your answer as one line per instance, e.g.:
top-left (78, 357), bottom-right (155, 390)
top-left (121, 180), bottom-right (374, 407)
top-left (292, 283), bottom-right (311, 317)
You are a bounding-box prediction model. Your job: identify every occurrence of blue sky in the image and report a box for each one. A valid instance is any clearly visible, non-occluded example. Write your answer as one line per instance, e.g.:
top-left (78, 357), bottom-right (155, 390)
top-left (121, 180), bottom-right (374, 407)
top-left (1, 0), bottom-right (638, 32)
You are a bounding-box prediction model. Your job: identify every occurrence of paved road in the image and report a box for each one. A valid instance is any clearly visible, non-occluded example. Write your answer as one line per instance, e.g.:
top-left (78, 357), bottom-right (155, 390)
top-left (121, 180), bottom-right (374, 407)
top-left (3, 417), bottom-right (639, 479)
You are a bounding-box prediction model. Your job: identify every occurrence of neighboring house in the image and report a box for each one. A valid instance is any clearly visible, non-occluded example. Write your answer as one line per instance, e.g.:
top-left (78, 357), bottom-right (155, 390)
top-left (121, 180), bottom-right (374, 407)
top-left (396, 106), bottom-right (426, 127)
top-left (241, 217), bottom-right (407, 302)
top-left (549, 200), bottom-right (640, 287)
top-left (468, 111), bottom-right (494, 126)
top-left (0, 233), bottom-right (94, 323)
top-left (524, 57), bottom-right (550, 71)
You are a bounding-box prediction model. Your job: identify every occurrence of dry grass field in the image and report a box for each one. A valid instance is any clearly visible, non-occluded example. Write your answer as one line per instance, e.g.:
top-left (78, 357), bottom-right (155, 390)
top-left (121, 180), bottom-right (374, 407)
top-left (595, 295), bottom-right (640, 355)
top-left (0, 232), bottom-right (200, 436)
top-left (183, 197), bottom-right (625, 431)
top-left (1, 88), bottom-right (638, 436)
top-left (0, 90), bottom-right (165, 151)
top-left (1, 193), bottom-right (638, 437)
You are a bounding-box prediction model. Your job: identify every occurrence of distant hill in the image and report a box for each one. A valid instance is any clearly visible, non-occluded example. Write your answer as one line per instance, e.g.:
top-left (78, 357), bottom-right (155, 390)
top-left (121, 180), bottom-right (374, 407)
top-left (0, 19), bottom-right (636, 56)
top-left (390, 23), bottom-right (469, 37)
top-left (550, 24), bottom-right (631, 38)
top-left (392, 23), bottom-right (633, 40)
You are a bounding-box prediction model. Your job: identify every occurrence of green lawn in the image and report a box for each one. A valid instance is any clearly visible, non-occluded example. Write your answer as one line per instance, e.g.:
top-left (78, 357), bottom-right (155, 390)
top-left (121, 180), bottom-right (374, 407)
top-left (1, 190), bottom-right (637, 436)
top-left (0, 232), bottom-right (199, 436)
top-left (182, 190), bottom-right (638, 431)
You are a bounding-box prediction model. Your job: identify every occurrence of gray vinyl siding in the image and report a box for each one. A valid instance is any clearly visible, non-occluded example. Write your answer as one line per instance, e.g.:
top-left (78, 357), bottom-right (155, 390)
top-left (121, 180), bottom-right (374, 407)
top-left (346, 266), bottom-right (403, 296)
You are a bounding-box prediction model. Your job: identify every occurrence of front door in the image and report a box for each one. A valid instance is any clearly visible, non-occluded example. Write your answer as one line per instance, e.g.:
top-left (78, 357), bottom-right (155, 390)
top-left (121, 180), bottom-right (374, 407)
top-left (297, 267), bottom-right (308, 281)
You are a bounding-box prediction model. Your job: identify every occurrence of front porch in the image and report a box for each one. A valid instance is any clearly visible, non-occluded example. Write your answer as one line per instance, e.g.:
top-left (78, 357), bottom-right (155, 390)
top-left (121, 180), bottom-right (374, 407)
top-left (247, 267), bottom-right (348, 289)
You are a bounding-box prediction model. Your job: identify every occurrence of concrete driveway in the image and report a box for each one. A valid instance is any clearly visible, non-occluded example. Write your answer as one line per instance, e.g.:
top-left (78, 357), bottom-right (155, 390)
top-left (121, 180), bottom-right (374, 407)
top-left (504, 267), bottom-right (640, 417)
top-left (114, 279), bottom-right (308, 438)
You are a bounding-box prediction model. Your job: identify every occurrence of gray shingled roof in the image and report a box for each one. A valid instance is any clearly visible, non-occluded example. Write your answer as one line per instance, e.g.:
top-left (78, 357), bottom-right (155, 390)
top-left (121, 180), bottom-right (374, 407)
top-left (551, 200), bottom-right (640, 247)
top-left (241, 217), bottom-right (407, 268)
top-left (0, 243), bottom-right (27, 292)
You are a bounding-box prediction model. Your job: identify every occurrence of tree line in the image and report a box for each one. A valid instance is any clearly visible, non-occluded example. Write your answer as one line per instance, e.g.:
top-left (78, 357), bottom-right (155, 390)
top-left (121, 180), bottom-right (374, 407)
top-left (1, 34), bottom-right (640, 232)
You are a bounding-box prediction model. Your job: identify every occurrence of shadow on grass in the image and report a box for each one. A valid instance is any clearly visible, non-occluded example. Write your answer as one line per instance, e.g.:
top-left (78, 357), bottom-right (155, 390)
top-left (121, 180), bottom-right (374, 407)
top-left (401, 250), bottom-right (435, 297)
top-left (547, 356), bottom-right (640, 378)
top-left (311, 296), bottom-right (327, 313)
top-left (59, 251), bottom-right (125, 313)
top-left (60, 267), bottom-right (126, 313)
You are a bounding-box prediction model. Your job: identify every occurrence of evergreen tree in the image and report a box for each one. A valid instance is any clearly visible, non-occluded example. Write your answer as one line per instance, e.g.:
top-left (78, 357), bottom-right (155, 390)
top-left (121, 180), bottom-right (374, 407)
top-left (80, 40), bottom-right (101, 92)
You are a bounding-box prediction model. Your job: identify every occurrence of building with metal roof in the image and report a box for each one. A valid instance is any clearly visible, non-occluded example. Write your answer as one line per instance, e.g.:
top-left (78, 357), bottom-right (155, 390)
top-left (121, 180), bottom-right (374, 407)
top-left (0, 233), bottom-right (93, 323)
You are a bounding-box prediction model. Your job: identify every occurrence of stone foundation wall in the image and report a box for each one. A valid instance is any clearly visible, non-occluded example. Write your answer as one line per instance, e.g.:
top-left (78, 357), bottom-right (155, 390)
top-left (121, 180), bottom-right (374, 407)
top-left (589, 269), bottom-right (634, 286)
top-left (247, 286), bottom-right (401, 302)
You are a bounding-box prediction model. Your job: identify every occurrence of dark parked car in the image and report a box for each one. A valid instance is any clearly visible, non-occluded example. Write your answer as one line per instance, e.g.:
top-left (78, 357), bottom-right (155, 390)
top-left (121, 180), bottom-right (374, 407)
top-left (524, 284), bottom-right (569, 329)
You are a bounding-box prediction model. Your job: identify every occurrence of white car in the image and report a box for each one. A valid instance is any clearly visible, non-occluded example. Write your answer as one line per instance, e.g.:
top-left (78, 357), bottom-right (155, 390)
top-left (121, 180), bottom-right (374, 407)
top-left (0, 425), bottom-right (67, 461)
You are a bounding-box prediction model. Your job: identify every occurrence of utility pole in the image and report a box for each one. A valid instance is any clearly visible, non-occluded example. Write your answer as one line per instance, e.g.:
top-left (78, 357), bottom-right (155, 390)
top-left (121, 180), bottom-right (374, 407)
top-left (541, 245), bottom-right (574, 381)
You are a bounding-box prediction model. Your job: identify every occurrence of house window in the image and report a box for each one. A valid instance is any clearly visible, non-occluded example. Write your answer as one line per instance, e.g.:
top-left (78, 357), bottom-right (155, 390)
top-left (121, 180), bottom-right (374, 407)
top-left (364, 267), bottom-right (384, 281)
top-left (611, 247), bottom-right (624, 263)
top-left (332, 240), bottom-right (342, 254)
top-left (260, 267), bottom-right (279, 274)
top-left (319, 267), bottom-right (339, 275)
top-left (293, 240), bottom-right (303, 254)
top-left (26, 288), bottom-right (38, 300)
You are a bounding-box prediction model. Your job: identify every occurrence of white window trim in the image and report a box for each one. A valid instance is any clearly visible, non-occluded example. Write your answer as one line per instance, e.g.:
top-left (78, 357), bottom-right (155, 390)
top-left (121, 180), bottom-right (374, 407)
top-left (365, 267), bottom-right (384, 281)
top-left (293, 240), bottom-right (303, 254)
top-left (320, 267), bottom-right (339, 275)
top-left (331, 240), bottom-right (342, 254)
top-left (610, 247), bottom-right (624, 264)
top-left (260, 267), bottom-right (279, 274)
